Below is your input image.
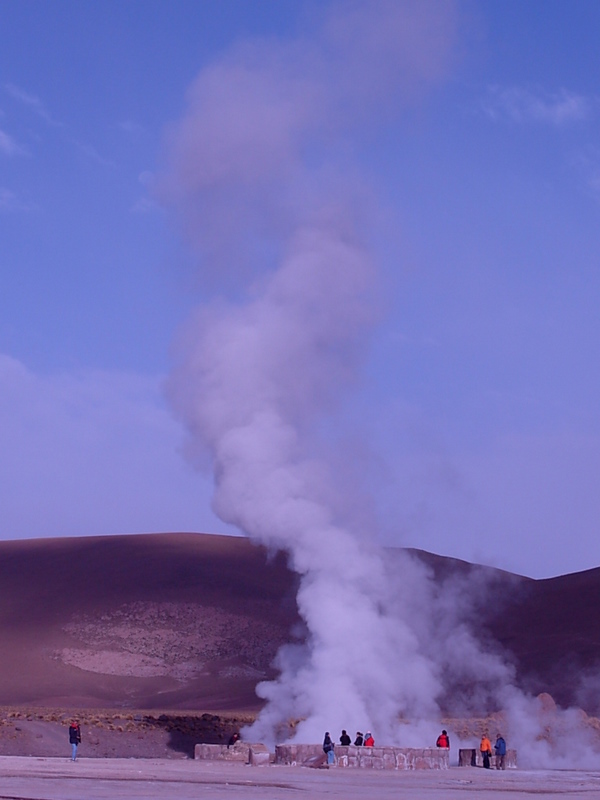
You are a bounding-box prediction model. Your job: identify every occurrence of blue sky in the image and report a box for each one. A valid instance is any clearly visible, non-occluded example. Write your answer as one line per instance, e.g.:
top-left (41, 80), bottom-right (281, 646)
top-left (1, 0), bottom-right (599, 578)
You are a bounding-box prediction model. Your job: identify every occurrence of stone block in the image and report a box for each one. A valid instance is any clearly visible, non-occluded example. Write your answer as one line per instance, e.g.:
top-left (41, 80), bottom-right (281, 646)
top-left (459, 748), bottom-right (517, 769)
top-left (458, 748), bottom-right (477, 767)
top-left (194, 743), bottom-right (248, 762)
top-left (249, 744), bottom-right (270, 766)
top-left (303, 754), bottom-right (328, 769)
top-left (383, 753), bottom-right (395, 769)
top-left (396, 752), bottom-right (408, 769)
top-left (275, 744), bottom-right (322, 765)
top-left (274, 743), bottom-right (448, 771)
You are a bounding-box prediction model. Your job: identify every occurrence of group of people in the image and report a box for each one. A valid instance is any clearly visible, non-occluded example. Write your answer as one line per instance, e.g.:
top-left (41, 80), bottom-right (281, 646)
top-left (322, 730), bottom-right (375, 764)
top-left (69, 716), bottom-right (506, 769)
top-left (437, 728), bottom-right (507, 769)
top-left (480, 732), bottom-right (507, 769)
top-left (323, 726), bottom-right (507, 770)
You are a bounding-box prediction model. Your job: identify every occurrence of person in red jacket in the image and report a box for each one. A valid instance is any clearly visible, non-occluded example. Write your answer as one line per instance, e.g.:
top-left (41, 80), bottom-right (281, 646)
top-left (436, 729), bottom-right (450, 748)
top-left (364, 732), bottom-right (374, 747)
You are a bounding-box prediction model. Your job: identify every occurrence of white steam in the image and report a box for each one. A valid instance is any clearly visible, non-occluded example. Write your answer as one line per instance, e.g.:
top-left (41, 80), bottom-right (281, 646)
top-left (163, 0), bottom-right (600, 763)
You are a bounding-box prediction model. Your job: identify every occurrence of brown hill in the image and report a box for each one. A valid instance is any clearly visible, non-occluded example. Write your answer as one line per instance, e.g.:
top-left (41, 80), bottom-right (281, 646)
top-left (0, 532), bottom-right (596, 712)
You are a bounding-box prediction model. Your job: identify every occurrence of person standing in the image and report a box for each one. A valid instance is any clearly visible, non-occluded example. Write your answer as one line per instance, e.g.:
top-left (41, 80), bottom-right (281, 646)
top-left (69, 719), bottom-right (81, 761)
top-left (339, 729), bottom-right (351, 746)
top-left (323, 732), bottom-right (335, 765)
top-left (436, 729), bottom-right (450, 748)
top-left (364, 732), bottom-right (374, 747)
top-left (494, 733), bottom-right (507, 769)
top-left (354, 731), bottom-right (363, 746)
top-left (480, 733), bottom-right (492, 769)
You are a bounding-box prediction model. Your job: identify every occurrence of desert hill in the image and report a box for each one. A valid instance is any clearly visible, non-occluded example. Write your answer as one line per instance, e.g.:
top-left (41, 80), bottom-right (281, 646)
top-left (0, 532), bottom-right (596, 712)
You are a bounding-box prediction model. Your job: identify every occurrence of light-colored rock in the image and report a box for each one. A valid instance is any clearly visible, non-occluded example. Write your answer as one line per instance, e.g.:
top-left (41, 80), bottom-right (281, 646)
top-left (248, 743), bottom-right (270, 766)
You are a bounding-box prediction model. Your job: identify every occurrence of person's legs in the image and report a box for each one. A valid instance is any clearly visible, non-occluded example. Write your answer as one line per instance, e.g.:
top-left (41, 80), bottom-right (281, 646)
top-left (71, 743), bottom-right (77, 761)
top-left (327, 749), bottom-right (335, 765)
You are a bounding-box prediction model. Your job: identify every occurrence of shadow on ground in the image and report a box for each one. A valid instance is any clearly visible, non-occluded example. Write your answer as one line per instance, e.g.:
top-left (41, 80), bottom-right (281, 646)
top-left (144, 714), bottom-right (242, 758)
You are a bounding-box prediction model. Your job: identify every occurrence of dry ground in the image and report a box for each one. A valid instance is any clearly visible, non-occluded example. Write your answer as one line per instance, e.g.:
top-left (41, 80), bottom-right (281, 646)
top-left (0, 707), bottom-right (251, 759)
top-left (0, 757), bottom-right (599, 800)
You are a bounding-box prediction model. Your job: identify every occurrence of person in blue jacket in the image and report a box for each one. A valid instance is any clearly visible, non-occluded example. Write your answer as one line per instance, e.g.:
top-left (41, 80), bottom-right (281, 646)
top-left (494, 733), bottom-right (507, 769)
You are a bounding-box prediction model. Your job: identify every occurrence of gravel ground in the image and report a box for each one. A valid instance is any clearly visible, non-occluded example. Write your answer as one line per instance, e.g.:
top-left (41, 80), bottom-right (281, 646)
top-left (0, 757), bottom-right (599, 800)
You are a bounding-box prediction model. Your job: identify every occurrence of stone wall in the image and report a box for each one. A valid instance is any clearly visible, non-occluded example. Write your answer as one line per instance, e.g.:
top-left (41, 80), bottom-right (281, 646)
top-left (275, 744), bottom-right (449, 770)
top-left (194, 743), bottom-right (249, 763)
top-left (458, 748), bottom-right (517, 769)
top-left (194, 742), bottom-right (272, 766)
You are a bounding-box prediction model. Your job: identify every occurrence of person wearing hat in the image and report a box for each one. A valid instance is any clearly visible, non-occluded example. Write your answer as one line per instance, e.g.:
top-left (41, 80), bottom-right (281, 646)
top-left (364, 732), bottom-right (374, 747)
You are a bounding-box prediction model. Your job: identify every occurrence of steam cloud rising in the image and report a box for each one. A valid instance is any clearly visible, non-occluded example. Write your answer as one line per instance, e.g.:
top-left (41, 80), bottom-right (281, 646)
top-left (164, 0), bottom-right (600, 764)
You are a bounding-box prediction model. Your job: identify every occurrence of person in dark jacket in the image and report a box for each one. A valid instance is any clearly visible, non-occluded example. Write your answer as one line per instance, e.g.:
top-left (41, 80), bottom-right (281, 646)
top-left (354, 731), bottom-right (363, 746)
top-left (339, 729), bottom-right (351, 746)
top-left (436, 729), bottom-right (450, 748)
top-left (227, 732), bottom-right (240, 748)
top-left (494, 734), bottom-right (507, 769)
top-left (323, 732), bottom-right (335, 765)
top-left (69, 719), bottom-right (81, 761)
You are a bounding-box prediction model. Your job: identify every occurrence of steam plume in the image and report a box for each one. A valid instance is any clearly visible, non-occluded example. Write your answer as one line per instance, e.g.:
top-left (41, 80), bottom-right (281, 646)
top-left (164, 0), bottom-right (458, 744)
top-left (163, 0), bottom-right (600, 763)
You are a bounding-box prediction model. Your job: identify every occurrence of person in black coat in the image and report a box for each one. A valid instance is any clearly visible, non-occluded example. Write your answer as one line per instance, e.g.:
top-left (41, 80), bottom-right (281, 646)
top-left (323, 732), bottom-right (335, 764)
top-left (69, 719), bottom-right (81, 761)
top-left (339, 729), bottom-right (351, 746)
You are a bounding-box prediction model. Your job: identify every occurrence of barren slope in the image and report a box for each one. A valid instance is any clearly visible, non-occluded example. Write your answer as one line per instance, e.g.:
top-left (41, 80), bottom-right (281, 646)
top-left (0, 532), bottom-right (596, 711)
